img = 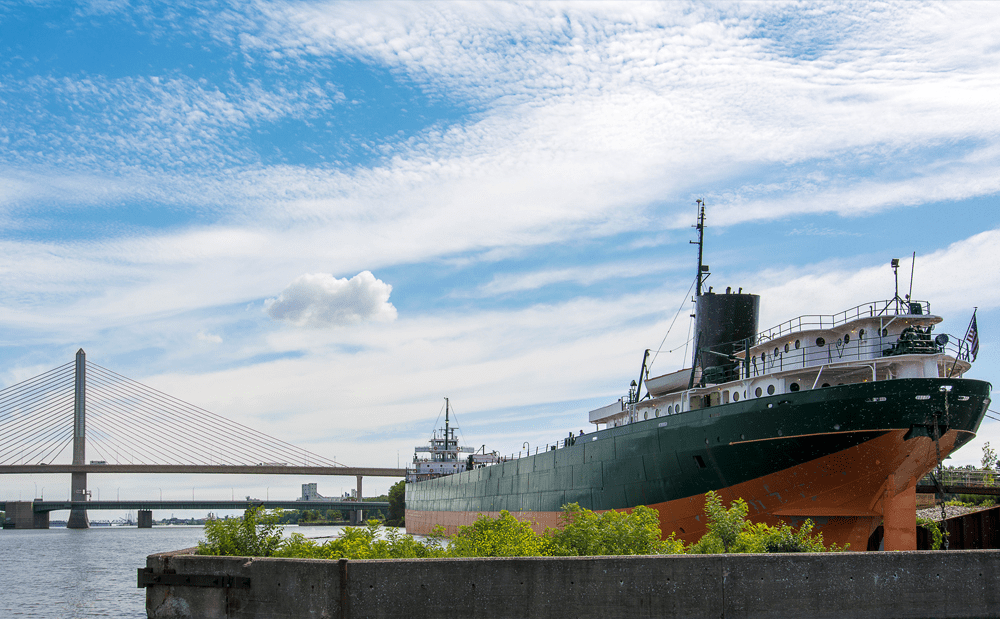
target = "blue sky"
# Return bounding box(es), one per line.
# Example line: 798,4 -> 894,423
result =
2,1 -> 999,508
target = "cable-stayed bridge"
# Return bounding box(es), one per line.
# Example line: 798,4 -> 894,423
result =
0,350 -> 402,528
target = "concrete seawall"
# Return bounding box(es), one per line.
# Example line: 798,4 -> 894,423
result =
142,549 -> 1000,618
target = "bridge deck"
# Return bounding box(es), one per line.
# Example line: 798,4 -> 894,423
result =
0,500 -> 388,512
0,464 -> 405,476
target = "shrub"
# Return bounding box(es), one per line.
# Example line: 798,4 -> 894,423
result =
917,516 -> 945,550
689,491 -> 846,553
197,506 -> 284,557
276,519 -> 445,560
448,510 -> 549,557
199,493 -> 843,559
546,503 -> 684,556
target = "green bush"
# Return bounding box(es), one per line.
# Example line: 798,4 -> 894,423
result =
197,506 -> 284,557
546,503 -> 684,556
917,517 -> 945,550
688,491 -> 845,554
199,493 -> 844,559
276,520 -> 444,560
447,510 -> 549,557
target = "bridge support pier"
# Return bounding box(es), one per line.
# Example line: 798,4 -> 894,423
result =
5,502 -> 48,529
354,475 -> 363,523
68,350 -> 89,529
67,472 -> 90,529
138,510 -> 153,528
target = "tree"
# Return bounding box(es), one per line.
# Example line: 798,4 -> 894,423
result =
387,480 -> 405,526
983,442 -> 997,487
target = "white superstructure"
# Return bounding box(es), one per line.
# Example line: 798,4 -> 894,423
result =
590,298 -> 975,430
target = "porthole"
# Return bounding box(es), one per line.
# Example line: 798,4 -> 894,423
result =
816,337 -> 826,347
655,409 -> 660,418
882,328 -> 888,337
761,352 -> 766,362
774,347 -> 779,356
743,390 -> 747,399
859,328 -> 866,340
794,340 -> 801,349
733,391 -> 740,402
767,385 -> 775,395
784,343 -> 790,353
789,382 -> 800,392
755,387 -> 763,397
844,333 -> 850,344
644,411 -> 648,420
822,383 -> 831,388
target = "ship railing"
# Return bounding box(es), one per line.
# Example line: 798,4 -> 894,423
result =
723,331 -> 965,380
755,300 -> 931,344
497,434 -> 590,462
919,469 -> 999,488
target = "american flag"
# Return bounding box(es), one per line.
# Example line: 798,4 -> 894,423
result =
965,310 -> 979,362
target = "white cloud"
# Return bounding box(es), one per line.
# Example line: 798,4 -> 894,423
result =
476,260 -> 683,296
265,271 -> 397,327
196,330 -> 223,344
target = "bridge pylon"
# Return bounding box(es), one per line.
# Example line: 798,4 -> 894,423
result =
67,348 -> 89,529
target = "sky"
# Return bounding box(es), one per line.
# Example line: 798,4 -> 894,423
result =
1,1 -> 999,518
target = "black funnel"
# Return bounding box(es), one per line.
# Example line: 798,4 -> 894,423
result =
695,290 -> 760,383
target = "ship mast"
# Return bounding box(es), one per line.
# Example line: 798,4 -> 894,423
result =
688,199 -> 707,384
444,397 -> 450,462
691,199 -> 706,297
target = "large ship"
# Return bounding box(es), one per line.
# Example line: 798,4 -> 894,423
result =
405,204 -> 991,551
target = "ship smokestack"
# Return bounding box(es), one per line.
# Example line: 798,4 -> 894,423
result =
695,291 -> 759,384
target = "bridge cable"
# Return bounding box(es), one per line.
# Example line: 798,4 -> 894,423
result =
86,362 -> 342,467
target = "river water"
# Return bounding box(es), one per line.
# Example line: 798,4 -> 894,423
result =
0,525 -> 347,618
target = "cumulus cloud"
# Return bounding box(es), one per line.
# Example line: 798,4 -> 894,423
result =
265,271 -> 397,327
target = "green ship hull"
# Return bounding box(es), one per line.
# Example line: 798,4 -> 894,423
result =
406,378 -> 991,547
